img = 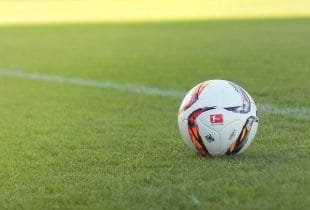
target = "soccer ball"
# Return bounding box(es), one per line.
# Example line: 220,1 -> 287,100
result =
178,80 -> 259,157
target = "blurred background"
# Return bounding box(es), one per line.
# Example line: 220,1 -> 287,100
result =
1,0 -> 310,25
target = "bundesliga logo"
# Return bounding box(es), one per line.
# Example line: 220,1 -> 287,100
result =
210,114 -> 224,124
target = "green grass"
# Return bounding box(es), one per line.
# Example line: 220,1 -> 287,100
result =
0,18 -> 309,209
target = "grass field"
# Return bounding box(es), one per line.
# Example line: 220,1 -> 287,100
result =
0,1 -> 310,209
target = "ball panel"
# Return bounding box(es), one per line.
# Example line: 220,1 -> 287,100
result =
179,120 -> 198,153
225,116 -> 258,156
198,80 -> 244,108
236,120 -> 259,155
219,120 -> 244,155
226,81 -> 252,114
187,107 -> 216,157
196,118 -> 221,156
198,108 -> 247,132
179,81 -> 211,113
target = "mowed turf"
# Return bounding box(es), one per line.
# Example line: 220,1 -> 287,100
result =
0,18 -> 309,209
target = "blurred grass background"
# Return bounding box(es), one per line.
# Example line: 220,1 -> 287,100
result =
0,0 -> 310,25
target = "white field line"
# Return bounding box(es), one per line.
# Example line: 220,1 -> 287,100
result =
189,195 -> 202,206
0,69 -> 183,97
0,69 -> 309,120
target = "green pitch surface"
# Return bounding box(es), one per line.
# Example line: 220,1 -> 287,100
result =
0,18 -> 309,209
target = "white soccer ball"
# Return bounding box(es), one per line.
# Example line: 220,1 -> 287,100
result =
178,80 -> 259,157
